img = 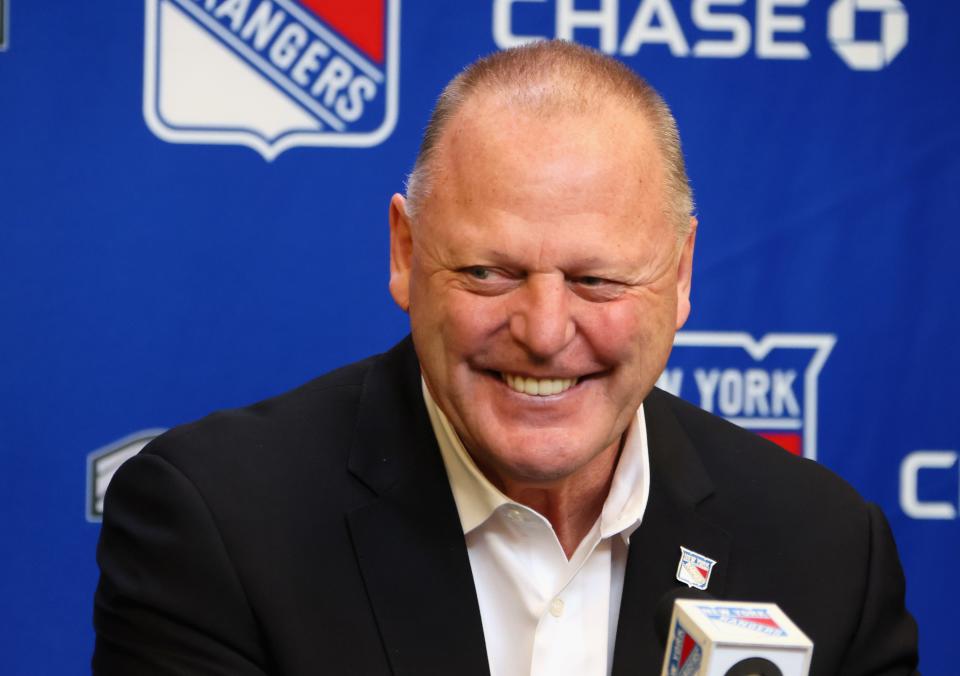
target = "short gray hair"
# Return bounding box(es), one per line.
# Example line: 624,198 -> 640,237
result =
405,39 -> 694,236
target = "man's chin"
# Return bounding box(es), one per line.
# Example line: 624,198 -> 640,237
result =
468,434 -> 608,487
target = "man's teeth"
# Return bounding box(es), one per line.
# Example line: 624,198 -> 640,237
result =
501,373 -> 578,396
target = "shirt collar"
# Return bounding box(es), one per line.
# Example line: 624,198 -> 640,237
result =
422,378 -> 650,543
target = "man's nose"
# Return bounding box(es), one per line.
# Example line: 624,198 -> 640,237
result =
508,273 -> 576,359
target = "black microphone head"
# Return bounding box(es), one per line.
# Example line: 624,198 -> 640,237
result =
655,586 -> 716,646
724,657 -> 784,676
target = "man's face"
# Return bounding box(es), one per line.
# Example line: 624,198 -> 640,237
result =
389,96 -> 695,490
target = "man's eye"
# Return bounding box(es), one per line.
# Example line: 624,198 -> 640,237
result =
571,276 -> 626,301
465,267 -> 491,280
576,276 -> 605,286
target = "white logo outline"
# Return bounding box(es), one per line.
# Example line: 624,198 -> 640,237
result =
828,0 -> 908,71
143,0 -> 401,160
86,428 -> 165,522
0,0 -> 8,52
670,331 -> 836,461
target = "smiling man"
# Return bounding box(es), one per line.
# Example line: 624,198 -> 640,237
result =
389,53 -> 694,561
94,41 -> 918,676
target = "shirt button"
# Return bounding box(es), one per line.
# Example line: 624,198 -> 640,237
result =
506,507 -> 524,522
549,598 -> 564,617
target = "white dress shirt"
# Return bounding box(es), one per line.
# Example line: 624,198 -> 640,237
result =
422,381 -> 651,676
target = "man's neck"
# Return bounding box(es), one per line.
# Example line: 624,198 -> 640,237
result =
476,440 -> 622,559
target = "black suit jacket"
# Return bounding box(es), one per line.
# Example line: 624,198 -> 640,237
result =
94,337 -> 919,675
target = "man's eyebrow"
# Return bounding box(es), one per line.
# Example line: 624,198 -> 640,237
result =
462,249 -> 529,265
470,251 -> 629,274
472,250 -> 609,264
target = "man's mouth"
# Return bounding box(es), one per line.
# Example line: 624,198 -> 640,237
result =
500,372 -> 579,396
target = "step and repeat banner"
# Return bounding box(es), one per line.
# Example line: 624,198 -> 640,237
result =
2,1 -> 957,673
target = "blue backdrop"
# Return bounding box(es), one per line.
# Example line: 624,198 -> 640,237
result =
2,1 -> 957,673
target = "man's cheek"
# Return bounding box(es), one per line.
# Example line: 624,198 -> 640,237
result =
582,305 -> 647,360
445,299 -> 503,343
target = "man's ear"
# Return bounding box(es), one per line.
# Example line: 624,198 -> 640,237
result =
389,193 -> 413,312
675,216 -> 697,330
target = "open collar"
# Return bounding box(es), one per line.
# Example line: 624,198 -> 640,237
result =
422,377 -> 650,546
344,339 -> 731,675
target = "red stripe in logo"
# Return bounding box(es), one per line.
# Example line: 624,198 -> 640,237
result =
757,432 -> 802,456
299,0 -> 384,64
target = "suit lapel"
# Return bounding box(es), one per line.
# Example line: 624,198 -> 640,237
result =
345,339 -> 490,676
612,390 -> 732,675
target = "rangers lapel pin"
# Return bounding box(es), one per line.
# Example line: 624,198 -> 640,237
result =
676,546 -> 717,590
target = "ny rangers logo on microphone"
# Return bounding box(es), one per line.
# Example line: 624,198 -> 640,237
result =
666,622 -> 702,676
657,332 -> 835,460
699,606 -> 788,637
143,0 -> 400,159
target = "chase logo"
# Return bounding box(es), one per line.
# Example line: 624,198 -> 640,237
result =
493,0 -> 908,71
657,332 -> 835,460
143,0 -> 400,159
828,0 -> 908,71
86,429 -> 165,522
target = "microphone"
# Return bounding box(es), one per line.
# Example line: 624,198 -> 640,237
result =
655,587 -> 716,646
658,593 -> 813,676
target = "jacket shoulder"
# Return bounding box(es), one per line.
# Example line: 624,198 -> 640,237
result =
142,349 -> 383,474
647,387 -> 865,511
643,390 -> 918,675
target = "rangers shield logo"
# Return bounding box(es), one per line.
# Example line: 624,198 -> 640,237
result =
676,546 -> 717,590
86,428 -> 165,522
657,332 -> 836,460
143,0 -> 400,159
